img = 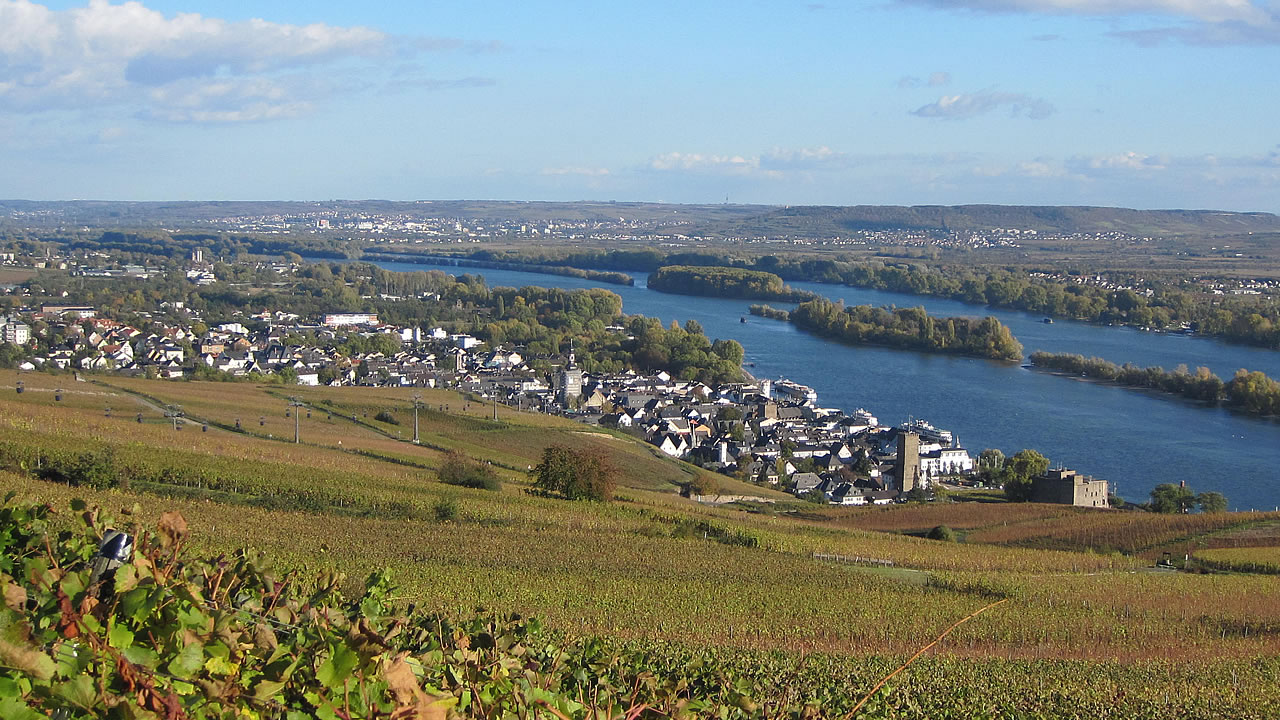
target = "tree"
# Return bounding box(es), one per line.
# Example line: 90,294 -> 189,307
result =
686,474 -> 719,497
1196,491 -> 1228,513
1149,483 -> 1196,514
438,450 -> 501,491
977,448 -> 1005,471
531,444 -> 616,501
1001,449 -> 1049,502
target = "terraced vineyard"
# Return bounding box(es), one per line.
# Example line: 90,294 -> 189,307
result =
2,369 -> 1279,717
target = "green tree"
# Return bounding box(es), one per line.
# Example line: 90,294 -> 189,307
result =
531,444 -> 616,501
1196,491 -> 1228,513
1149,483 -> 1196,514
1002,449 -> 1049,502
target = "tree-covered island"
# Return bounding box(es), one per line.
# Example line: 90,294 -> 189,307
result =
646,266 -> 816,302
751,299 -> 1024,362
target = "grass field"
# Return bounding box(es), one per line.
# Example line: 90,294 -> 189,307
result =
3,369 -> 1280,716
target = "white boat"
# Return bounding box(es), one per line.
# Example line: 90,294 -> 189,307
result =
897,418 -> 954,446
775,378 -> 818,403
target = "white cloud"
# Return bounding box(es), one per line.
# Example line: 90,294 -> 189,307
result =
759,146 -> 851,171
0,0 -> 451,122
900,0 -> 1270,23
648,147 -> 852,178
902,0 -> 1280,45
911,90 -> 1055,119
1071,150 -> 1168,171
649,152 -> 760,174
540,166 -> 610,177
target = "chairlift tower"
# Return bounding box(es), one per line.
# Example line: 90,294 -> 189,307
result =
411,392 -> 422,444
288,397 -> 304,443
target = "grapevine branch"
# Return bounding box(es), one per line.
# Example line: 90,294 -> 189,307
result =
844,597 -> 1009,719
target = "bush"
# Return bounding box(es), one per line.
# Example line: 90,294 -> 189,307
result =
437,450 -> 502,491
927,524 -> 958,542
531,444 -> 616,501
686,474 -> 719,497
373,410 -> 400,425
432,495 -> 460,522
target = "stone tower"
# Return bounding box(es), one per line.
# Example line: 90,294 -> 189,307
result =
896,432 -> 921,493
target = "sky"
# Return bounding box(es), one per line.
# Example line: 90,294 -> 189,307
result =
1,0 -> 1278,211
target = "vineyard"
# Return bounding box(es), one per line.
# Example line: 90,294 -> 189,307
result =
1195,547 -> 1280,574
2,370 -> 1280,717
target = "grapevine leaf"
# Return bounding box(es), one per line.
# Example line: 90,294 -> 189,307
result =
204,655 -> 238,676
251,679 -> 287,701
316,644 -> 357,690
0,696 -> 46,720
113,564 -> 139,594
55,675 -> 97,709
108,622 -> 135,650
2,583 -> 24,612
157,511 -> 189,548
123,645 -> 160,669
0,638 -> 56,681
166,641 -> 204,680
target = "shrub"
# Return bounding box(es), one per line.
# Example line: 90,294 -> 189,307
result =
531,444 -> 616,501
432,495 -> 460,522
437,450 -> 502,491
686,474 -> 719,497
374,410 -> 399,425
927,524 -> 957,542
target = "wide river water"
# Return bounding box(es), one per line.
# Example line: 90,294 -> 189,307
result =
360,258 -> 1280,509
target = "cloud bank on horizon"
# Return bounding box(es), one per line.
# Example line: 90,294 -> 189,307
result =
0,0 -> 1276,212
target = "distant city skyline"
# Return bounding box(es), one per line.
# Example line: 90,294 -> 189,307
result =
2,0 -> 1278,212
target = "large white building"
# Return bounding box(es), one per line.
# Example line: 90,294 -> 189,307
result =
324,313 -> 379,327
920,447 -> 974,478
2,323 -> 30,345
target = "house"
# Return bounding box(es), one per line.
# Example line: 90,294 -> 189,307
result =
791,472 -> 824,495
324,313 -> 379,327
657,434 -> 688,458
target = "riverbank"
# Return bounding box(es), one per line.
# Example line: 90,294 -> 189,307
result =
354,256 -> 1280,509
362,252 -> 635,286
1028,351 -> 1280,417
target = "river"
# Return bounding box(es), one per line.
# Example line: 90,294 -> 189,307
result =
357,258 -> 1280,509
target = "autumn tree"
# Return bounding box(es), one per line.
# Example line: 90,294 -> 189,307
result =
531,444 -> 616,501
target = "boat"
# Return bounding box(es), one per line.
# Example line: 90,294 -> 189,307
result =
1042,317 -> 1054,324
775,379 -> 819,403
897,419 -> 954,447
740,317 -> 747,323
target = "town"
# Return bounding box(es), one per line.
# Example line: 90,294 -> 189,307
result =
1,284 -> 1107,509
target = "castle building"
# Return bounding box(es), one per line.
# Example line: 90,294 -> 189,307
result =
1030,468 -> 1109,508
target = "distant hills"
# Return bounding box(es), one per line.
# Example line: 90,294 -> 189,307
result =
3,199 -> 1279,238
714,204 -> 1280,238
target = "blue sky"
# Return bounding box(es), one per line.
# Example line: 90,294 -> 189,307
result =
2,0 -> 1278,211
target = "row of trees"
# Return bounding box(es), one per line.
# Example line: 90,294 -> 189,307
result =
476,247 -> 1280,350
646,266 -> 814,302
1149,483 -> 1227,513
784,299 -> 1024,362
1029,352 -> 1280,415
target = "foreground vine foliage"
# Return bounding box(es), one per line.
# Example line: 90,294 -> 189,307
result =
3,497 -> 1279,720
